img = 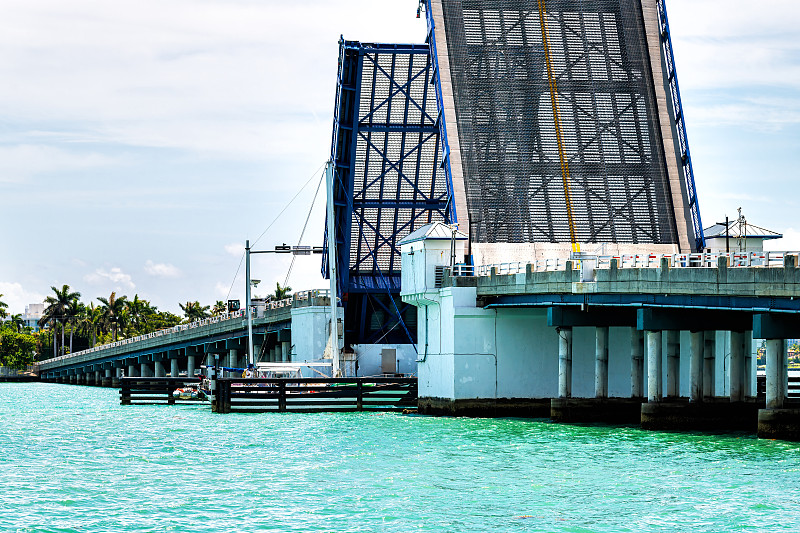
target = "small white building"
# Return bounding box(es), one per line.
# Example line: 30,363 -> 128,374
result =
703,219 -> 782,253
22,303 -> 44,332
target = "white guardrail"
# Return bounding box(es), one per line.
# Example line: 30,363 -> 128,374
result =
451,251 -> 800,277
39,289 -> 330,367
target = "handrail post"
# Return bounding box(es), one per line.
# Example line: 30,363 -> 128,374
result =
278,380 -> 286,411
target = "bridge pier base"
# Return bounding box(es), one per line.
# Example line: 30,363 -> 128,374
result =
102,368 -> 112,387
551,398 -> 645,424
418,398 -> 551,418
758,409 -> 800,441
187,355 -> 196,377
642,398 -> 761,432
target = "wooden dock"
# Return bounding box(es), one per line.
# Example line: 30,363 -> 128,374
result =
118,376 -> 418,412
213,377 -> 418,413
119,377 -> 205,405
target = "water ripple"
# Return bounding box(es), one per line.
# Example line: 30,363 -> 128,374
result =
2,383 -> 800,532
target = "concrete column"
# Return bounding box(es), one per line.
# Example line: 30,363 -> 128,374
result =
766,339 -> 787,409
647,330 -> 662,402
595,326 -> 609,398
154,360 -> 166,377
140,362 -> 153,377
95,370 -> 101,385
228,349 -> 238,375
558,327 -> 573,398
744,331 -> 753,397
631,328 -> 644,398
729,330 -> 745,402
170,358 -> 180,377
703,331 -> 716,399
187,355 -> 196,377
127,364 -> 137,378
666,330 -> 680,398
282,341 -> 291,362
689,331 -> 703,402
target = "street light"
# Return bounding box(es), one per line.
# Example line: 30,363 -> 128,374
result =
244,241 -> 325,367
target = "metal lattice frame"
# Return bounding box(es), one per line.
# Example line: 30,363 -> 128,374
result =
657,0 -> 704,251
324,40 -> 450,344
433,0 -> 681,245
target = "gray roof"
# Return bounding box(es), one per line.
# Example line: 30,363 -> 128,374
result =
704,221 -> 782,240
399,222 -> 468,245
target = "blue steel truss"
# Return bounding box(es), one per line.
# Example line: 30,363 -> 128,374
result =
657,0 -> 705,251
323,39 -> 450,345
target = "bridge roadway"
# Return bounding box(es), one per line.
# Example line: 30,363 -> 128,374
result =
401,234 -> 800,441
38,290 -> 329,386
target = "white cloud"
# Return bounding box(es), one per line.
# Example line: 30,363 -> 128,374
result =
224,242 -> 243,257
0,282 -> 46,316
144,260 -> 181,278
0,144 -> 117,183
765,228 -> 800,251
83,267 -> 135,290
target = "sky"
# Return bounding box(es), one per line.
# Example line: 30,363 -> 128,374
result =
1,0 -> 799,316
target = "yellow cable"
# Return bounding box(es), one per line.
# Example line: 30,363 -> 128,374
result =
537,0 -> 580,253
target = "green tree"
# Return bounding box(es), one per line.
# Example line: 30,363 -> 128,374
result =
97,292 -> 128,342
0,330 -> 37,369
273,282 -> 292,300
179,301 -> 210,322
0,293 -> 7,319
148,311 -> 182,331
211,300 -> 226,316
40,285 -> 81,357
5,314 -> 25,333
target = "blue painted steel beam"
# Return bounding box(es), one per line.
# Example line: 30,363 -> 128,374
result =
657,0 -> 705,251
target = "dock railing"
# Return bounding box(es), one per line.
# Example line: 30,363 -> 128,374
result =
119,377 -> 205,405
213,377 -> 418,413
450,251 -> 800,278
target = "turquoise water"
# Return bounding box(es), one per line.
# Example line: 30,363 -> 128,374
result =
2,384 -> 800,532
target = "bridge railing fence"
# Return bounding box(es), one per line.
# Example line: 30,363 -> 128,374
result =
213,377 -> 418,414
451,251 -> 800,278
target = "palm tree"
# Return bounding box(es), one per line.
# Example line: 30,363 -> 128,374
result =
274,282 -> 292,300
97,292 -> 128,342
126,294 -> 148,335
211,300 -> 226,316
77,303 -> 103,348
7,314 -> 24,332
65,298 -> 81,354
40,285 -> 81,356
0,293 -> 7,319
179,301 -> 210,322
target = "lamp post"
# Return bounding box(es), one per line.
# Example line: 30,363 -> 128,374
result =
245,242 -> 324,368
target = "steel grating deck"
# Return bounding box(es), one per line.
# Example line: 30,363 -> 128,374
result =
436,0 -> 680,245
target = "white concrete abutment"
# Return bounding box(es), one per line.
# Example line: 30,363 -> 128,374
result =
401,231 -> 800,439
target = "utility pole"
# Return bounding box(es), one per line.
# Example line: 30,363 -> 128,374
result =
246,239 -> 254,366
325,160 -> 341,378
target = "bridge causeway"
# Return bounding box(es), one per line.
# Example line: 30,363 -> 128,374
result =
38,290 -> 330,386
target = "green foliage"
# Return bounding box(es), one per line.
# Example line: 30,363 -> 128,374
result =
274,282 -> 292,300
0,330 -> 36,369
0,293 -> 7,319
179,301 -> 210,322
211,300 -> 226,316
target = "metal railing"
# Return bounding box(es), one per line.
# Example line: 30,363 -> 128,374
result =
39,289 -> 331,368
450,251 -> 800,278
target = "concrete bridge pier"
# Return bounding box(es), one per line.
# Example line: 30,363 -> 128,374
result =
127,362 -> 138,378
646,330 -> 663,403
666,330 -> 680,398
140,357 -> 154,378
187,354 -> 196,378
94,370 -> 101,386
595,327 -> 609,399
631,328 -> 644,398
153,354 -> 166,377
689,331 -> 703,402
557,327 -> 572,400
703,332 -> 716,399
228,349 -> 238,375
